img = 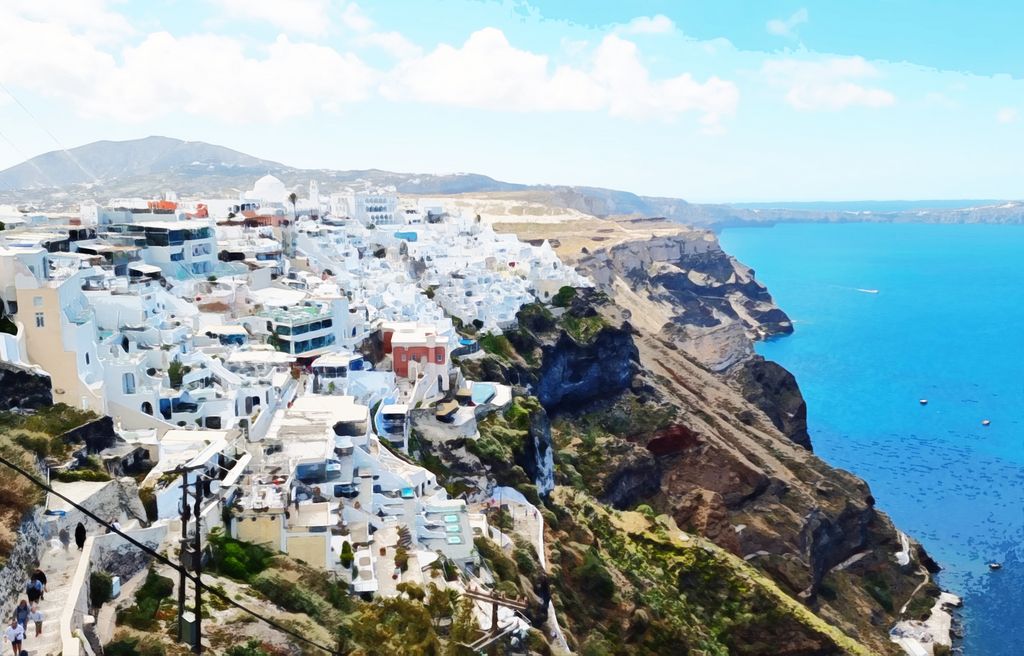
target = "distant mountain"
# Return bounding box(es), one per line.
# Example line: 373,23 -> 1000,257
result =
0,136 -> 284,191
0,136 -> 528,205
2,136 -> 1022,226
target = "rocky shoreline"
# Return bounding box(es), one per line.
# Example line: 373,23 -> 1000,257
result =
494,217 -> 954,655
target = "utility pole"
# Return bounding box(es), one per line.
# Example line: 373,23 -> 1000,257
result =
193,474 -> 204,654
177,469 -> 191,643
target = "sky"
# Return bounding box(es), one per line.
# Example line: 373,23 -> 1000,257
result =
0,0 -> 1022,202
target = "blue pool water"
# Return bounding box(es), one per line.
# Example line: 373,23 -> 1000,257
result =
720,223 -> 1024,655
471,382 -> 496,404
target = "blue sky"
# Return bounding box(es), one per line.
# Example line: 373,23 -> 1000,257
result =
0,1 -> 1022,202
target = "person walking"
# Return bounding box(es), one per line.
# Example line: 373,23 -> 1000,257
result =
58,525 -> 70,552
4,618 -> 24,656
24,578 -> 41,605
14,600 -> 29,631
74,522 -> 86,550
29,603 -> 42,638
30,568 -> 47,601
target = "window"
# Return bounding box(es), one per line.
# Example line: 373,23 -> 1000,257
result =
34,312 -> 44,328
33,296 -> 43,307
436,351 -> 444,363
122,373 -> 136,395
85,353 -> 90,365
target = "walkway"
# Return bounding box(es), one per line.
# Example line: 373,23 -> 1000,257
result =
22,537 -> 84,656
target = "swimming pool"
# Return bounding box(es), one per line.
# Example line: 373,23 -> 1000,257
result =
445,524 -> 461,533
400,487 -> 415,499
446,536 -> 463,545
443,514 -> 459,523
471,383 -> 496,404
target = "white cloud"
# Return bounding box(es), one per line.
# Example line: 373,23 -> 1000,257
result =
763,56 -> 895,110
340,3 -> 373,32
621,15 -> 676,35
3,0 -> 134,44
381,28 -> 605,112
593,35 -> 738,126
212,0 -> 331,38
381,28 -> 737,128
997,107 -> 1018,124
766,8 -> 808,38
0,3 -> 376,125
356,31 -> 422,59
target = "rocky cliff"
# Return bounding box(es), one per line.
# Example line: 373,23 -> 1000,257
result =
0,361 -> 52,409
477,219 -> 936,655
574,227 -> 792,373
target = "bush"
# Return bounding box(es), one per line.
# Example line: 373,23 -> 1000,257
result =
21,403 -> 96,436
340,540 -> 353,568
89,571 -> 113,609
552,286 -> 577,308
207,529 -> 271,581
53,468 -> 111,483
105,635 -> 166,656
577,548 -> 615,602
252,573 -> 327,620
394,546 -> 409,572
225,640 -> 274,656
167,359 -> 185,388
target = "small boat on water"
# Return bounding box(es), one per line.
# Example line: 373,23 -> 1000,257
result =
982,419 -> 991,426
857,288 -> 880,294
919,399 -> 928,405
989,562 -> 1002,571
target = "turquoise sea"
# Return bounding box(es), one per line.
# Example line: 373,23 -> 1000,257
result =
720,223 -> 1024,656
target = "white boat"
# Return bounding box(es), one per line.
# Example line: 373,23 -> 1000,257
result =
857,288 -> 880,294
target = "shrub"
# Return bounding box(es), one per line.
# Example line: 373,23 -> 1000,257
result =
252,573 -> 327,620
53,468 -> 111,483
21,403 -> 96,436
552,286 -> 576,308
340,540 -> 353,568
514,547 -> 536,576
105,635 -> 166,656
225,640 -> 273,656
207,529 -> 271,581
167,359 -> 184,388
394,546 -> 409,572
89,571 -> 113,609
577,548 -> 615,602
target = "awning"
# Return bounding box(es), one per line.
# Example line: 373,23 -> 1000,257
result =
435,401 -> 459,418
128,263 -> 162,275
206,325 -> 248,336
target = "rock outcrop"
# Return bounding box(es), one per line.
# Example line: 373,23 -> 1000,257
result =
0,361 -> 52,409
728,356 -> 811,449
575,230 -> 792,372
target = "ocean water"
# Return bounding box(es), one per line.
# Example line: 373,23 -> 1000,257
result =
719,223 -> 1024,656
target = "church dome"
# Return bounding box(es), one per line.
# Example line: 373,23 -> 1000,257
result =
252,174 -> 287,204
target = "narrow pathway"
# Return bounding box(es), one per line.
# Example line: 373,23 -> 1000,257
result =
22,537 -> 84,656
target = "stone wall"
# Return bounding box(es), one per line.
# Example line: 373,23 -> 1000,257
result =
0,509 -> 46,623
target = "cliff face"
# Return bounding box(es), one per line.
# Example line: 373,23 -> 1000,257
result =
481,219 -> 933,655
575,230 -> 791,373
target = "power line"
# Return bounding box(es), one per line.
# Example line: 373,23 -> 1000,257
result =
0,81 -> 100,185
0,454 -> 338,655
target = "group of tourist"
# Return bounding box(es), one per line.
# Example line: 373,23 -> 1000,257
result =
4,568 -> 47,656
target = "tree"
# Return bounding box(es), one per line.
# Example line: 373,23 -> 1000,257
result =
445,596 -> 478,656
395,545 -> 410,572
552,286 -> 577,308
167,358 -> 190,388
426,583 -> 460,630
340,540 -> 353,568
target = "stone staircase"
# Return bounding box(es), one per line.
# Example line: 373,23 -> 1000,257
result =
22,540 -> 83,656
